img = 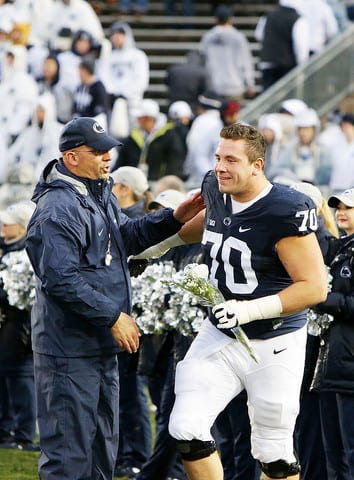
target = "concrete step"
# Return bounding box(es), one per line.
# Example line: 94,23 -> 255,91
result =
132,27 -> 256,39
92,0 -> 277,16
91,0 -> 279,110
100,14 -> 262,30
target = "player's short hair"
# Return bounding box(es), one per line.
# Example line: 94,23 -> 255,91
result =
220,122 -> 266,164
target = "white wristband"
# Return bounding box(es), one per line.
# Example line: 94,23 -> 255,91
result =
244,294 -> 283,323
213,294 -> 283,329
131,233 -> 185,260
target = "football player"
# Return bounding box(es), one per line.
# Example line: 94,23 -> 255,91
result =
133,122 -> 327,479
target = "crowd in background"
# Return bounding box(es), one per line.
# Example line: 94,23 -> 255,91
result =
0,1 -> 354,480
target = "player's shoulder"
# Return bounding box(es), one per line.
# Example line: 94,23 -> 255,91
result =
201,170 -> 218,193
269,182 -> 316,213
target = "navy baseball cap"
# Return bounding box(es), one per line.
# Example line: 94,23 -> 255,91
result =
59,117 -> 121,152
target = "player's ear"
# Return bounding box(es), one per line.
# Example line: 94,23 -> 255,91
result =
253,157 -> 265,174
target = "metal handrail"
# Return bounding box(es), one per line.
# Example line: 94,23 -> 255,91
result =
239,23 -> 354,125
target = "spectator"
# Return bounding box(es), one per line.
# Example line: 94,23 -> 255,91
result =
276,107 -> 333,189
115,99 -> 187,183
113,99 -> 164,173
6,3 -> 50,81
72,54 -> 110,130
300,0 -> 339,55
0,201 -> 37,452
58,29 -> 100,94
42,0 -> 104,52
166,50 -> 206,116
292,181 -> 338,480
97,21 -> 149,131
167,100 -> 194,164
8,92 -> 63,180
25,116 -> 205,479
200,4 -> 256,102
347,2 -> 354,21
153,175 -> 187,196
269,98 -> 308,146
37,54 -> 73,125
329,113 -> 354,192
254,0 -> 310,91
0,45 -> 38,147
183,92 -> 223,188
0,0 -> 17,28
110,166 -> 154,478
318,108 -> 343,150
257,113 -> 284,175
220,99 -> 241,126
23,0 -> 55,49
311,187 -> 354,480
111,166 -> 154,217
326,0 -> 349,32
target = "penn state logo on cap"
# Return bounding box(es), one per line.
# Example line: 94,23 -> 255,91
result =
92,122 -> 105,134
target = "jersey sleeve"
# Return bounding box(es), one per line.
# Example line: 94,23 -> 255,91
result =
270,184 -> 318,243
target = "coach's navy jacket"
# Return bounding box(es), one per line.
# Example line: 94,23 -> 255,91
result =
26,159 -> 183,358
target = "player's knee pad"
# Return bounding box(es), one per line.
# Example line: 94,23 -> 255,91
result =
259,459 -> 300,478
175,439 -> 217,461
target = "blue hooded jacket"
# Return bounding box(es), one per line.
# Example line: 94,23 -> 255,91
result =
26,159 -> 183,357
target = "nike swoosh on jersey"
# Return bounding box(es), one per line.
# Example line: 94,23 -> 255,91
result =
239,226 -> 251,233
273,348 -> 287,355
98,228 -> 104,237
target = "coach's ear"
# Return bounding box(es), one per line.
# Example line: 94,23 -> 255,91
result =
63,150 -> 80,168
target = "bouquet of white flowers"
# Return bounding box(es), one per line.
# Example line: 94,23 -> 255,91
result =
163,263 -> 259,363
0,250 -> 36,311
131,261 -> 206,336
131,261 -> 175,334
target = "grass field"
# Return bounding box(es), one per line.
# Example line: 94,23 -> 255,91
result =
0,389 -> 156,479
0,450 -> 39,480
0,449 -> 129,480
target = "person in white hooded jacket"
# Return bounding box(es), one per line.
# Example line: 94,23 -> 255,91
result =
0,45 -> 38,147
8,92 -> 63,180
41,0 -> 104,51
97,21 -> 149,130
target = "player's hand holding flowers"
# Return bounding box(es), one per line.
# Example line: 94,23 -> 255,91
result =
212,294 -> 282,330
166,263 -> 259,363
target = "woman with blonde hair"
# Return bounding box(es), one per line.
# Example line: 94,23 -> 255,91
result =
292,181 -> 338,480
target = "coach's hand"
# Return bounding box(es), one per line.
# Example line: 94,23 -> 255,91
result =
111,312 -> 140,353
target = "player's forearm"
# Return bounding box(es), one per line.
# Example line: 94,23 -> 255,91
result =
278,279 -> 328,315
178,210 -> 205,244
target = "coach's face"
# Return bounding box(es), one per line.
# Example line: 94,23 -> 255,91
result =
214,138 -> 263,202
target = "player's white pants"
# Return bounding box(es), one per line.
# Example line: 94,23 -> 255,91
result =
169,319 -> 307,464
